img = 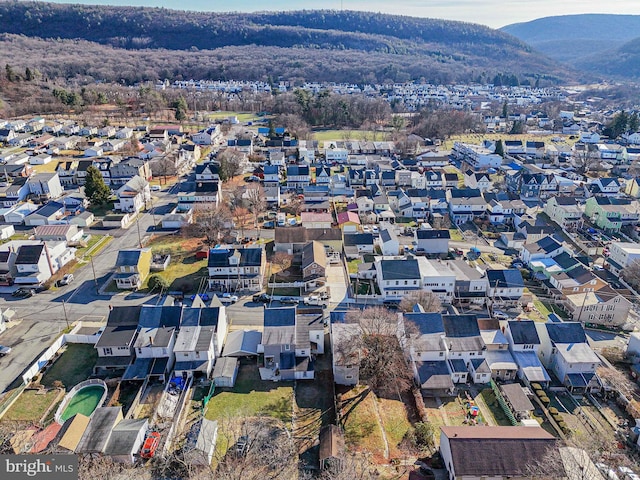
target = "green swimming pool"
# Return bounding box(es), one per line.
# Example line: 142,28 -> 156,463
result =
60,385 -> 106,423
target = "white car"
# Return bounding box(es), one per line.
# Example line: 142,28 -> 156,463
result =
0,345 -> 12,357
151,185 -> 161,191
221,293 -> 239,304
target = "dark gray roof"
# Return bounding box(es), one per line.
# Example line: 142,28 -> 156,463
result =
486,269 -> 524,289
445,434 -> 555,477
115,249 -> 142,267
343,233 -> 374,246
31,201 -> 64,218
122,357 -> 153,381
500,383 -> 534,412
104,418 -> 148,456
508,320 -> 540,345
95,306 -> 141,348
416,361 -> 454,390
535,236 -> 562,253
76,407 -> 122,454
545,322 -> 587,344
207,248 -> 263,267
15,244 -> 44,265
264,306 -> 296,327
416,229 -> 450,240
379,259 -> 420,280
442,315 -> 480,337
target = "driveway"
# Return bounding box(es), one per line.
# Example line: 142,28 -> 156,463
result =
325,264 -> 349,307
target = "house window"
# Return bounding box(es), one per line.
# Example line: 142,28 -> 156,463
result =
285,345 -> 290,351
103,348 -> 112,355
345,375 -> 353,380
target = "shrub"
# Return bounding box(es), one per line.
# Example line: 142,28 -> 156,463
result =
409,422 -> 436,452
148,274 -> 170,292
540,396 -> 550,405
531,383 -> 542,390
548,407 -> 558,415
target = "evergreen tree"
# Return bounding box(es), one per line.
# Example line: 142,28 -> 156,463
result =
25,67 -> 33,81
494,139 -> 505,157
502,101 -> 508,118
5,64 -> 15,82
84,166 -> 111,206
628,113 -> 640,134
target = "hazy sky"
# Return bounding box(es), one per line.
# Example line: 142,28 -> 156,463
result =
43,0 -> 640,28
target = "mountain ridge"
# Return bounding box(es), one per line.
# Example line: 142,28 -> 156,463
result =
502,14 -> 640,78
0,1 -> 573,85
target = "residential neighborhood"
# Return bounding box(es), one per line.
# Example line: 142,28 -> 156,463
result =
2,98 -> 640,480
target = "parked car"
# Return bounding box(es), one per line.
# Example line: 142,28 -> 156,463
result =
263,221 -> 275,229
383,300 -> 400,310
492,310 -> 509,320
280,297 -> 299,305
511,262 -> 524,269
221,293 -> 239,304
190,293 -> 210,302
303,295 -> 327,307
59,274 -> 74,286
252,293 -> 272,303
151,185 -> 161,191
0,345 -> 11,357
12,287 -> 35,298
140,432 -> 161,459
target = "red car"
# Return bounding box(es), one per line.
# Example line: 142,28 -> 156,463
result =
140,432 -> 161,459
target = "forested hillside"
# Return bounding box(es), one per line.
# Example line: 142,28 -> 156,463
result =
0,2 -> 573,85
502,14 -> 640,79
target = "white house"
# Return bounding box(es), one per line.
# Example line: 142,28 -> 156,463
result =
114,176 -> 151,213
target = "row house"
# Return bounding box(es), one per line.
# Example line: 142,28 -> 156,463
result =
584,196 -> 640,233
543,196 -> 583,230
259,306 -> 324,381
564,286 -> 631,328
207,247 -> 266,291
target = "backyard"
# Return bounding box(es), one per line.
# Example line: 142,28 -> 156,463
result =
41,344 -> 98,390
312,129 -> 382,142
2,389 -> 63,423
204,362 -> 293,424
142,235 -> 209,293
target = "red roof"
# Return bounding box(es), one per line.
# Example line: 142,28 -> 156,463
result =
336,211 -> 360,225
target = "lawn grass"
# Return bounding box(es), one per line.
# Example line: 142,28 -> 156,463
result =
448,229 -> 463,241
443,132 -> 578,150
339,386 -> 386,456
534,299 -> 552,319
143,235 -> 209,293
312,129 -> 381,142
479,389 -> 514,426
347,258 -> 362,274
75,234 -> 112,259
32,160 -> 60,174
205,111 -> 262,123
377,397 -> 412,458
41,344 -> 98,390
88,201 -> 115,218
3,389 -> 61,422
204,363 -> 293,424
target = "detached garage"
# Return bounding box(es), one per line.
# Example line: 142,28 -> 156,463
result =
212,357 -> 239,388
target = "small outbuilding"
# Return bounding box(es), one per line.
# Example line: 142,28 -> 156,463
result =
212,357 -> 239,388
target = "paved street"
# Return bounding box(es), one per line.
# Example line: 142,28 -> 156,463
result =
0,191 -> 177,393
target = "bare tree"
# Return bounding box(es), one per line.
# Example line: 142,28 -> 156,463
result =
621,259 -> 640,290
245,184 -> 266,230
183,204 -> 232,247
300,453 -> 380,480
153,154 -> 177,184
218,148 -> 244,182
399,290 -> 442,313
272,251 -> 293,273
213,416 -> 296,480
597,364 -> 636,399
346,307 -> 413,397
573,146 -> 602,175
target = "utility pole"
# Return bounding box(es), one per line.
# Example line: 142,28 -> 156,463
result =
61,300 -> 69,330
90,255 -> 99,294
136,214 -> 142,248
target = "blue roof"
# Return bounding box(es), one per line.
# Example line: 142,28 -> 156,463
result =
504,162 -> 523,170
404,313 -> 444,335
264,306 -> 296,327
545,322 -> 587,344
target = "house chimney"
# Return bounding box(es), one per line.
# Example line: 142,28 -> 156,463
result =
149,336 -> 153,346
